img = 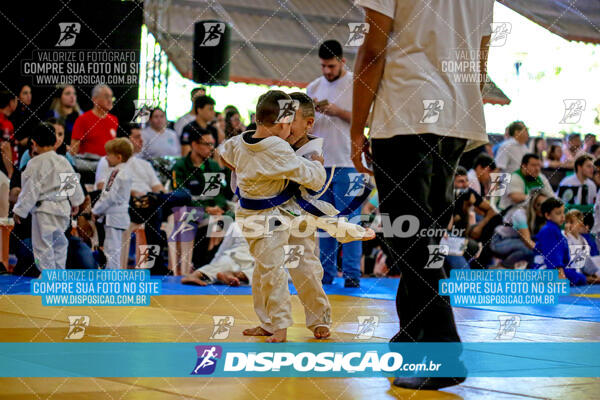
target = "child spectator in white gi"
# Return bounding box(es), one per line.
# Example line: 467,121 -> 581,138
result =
219,90 -> 326,342
13,123 -> 84,270
92,138 -> 133,269
564,210 -> 600,282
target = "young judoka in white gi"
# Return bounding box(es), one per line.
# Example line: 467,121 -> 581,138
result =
13,123 -> 84,270
92,138 -> 133,269
219,90 -> 328,342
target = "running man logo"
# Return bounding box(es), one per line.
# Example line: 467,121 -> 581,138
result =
488,173 -> 511,197
191,345 -> 222,375
345,173 -> 368,197
496,315 -> 520,340
275,100 -> 299,124
424,245 -> 449,269
560,99 -> 586,124
201,172 -> 225,198
170,207 -> 203,242
489,22 -> 512,47
57,173 -> 80,197
131,99 -> 159,124
210,316 -> 235,339
283,245 -> 304,269
200,22 -> 225,47
355,315 -> 379,339
56,23 -> 81,47
567,244 -> 589,270
65,315 -> 90,340
136,245 -> 160,269
420,100 -> 444,123
346,23 -> 370,46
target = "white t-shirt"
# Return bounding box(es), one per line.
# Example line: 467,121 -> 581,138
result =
95,155 -> 160,195
496,138 -> 529,173
558,174 -> 597,205
306,71 -> 353,168
141,127 -> 181,159
354,0 -> 493,150
174,112 -> 195,138
498,171 -> 554,210
467,168 -> 483,196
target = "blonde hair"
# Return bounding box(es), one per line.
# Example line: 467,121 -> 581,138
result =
565,209 -> 584,225
105,138 -> 133,162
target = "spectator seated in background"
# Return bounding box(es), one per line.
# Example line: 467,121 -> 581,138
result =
467,153 -> 496,197
70,84 -> 117,157
95,123 -> 190,273
491,190 -> 548,269
557,154 -> 596,210
10,84 -> 36,157
532,198 -> 596,286
171,128 -> 233,266
451,167 -> 502,269
561,133 -> 584,168
180,95 -> 217,157
181,222 -> 254,286
544,144 -> 564,168
20,118 -> 74,169
45,85 -> 81,153
564,210 -> 600,282
174,87 -> 205,139
0,90 -> 18,179
499,153 -> 554,212
589,143 -> 600,159
141,108 -> 181,159
495,121 -> 529,173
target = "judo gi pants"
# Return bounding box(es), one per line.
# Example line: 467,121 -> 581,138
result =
104,226 -> 125,269
31,212 -> 69,270
372,134 -> 465,344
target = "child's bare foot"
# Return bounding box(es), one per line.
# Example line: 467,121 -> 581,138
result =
313,326 -> 330,339
243,326 -> 272,336
217,271 -> 240,286
266,328 -> 287,343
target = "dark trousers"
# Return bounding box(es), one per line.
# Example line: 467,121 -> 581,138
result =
372,134 -> 465,343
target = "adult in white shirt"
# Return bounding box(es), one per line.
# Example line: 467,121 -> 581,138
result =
141,108 -> 181,159
173,87 -> 206,138
350,0 -> 494,390
495,121 -> 529,173
306,40 -> 360,288
467,153 -> 496,197
557,154 -> 596,206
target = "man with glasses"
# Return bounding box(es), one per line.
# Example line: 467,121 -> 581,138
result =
70,84 -> 118,156
171,129 -> 232,266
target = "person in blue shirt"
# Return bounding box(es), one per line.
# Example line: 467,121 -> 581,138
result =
533,197 -> 587,286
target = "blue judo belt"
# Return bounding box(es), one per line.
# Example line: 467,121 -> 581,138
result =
236,180 -> 373,217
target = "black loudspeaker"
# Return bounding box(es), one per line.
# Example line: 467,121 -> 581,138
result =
193,20 -> 231,85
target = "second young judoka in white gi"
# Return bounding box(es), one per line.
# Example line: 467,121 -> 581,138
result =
92,138 -> 134,269
13,123 -> 85,270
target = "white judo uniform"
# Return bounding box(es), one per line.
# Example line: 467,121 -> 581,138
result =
92,162 -> 132,269
13,151 -> 85,270
219,132 -> 327,333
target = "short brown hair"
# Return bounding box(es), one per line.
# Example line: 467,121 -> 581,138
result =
256,90 -> 292,126
574,154 -> 593,173
105,138 -> 134,162
289,92 -> 314,118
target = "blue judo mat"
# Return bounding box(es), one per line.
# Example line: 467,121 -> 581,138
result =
3,275 -> 600,322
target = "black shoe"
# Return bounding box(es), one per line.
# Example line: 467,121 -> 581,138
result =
392,376 -> 466,390
344,278 -> 360,288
